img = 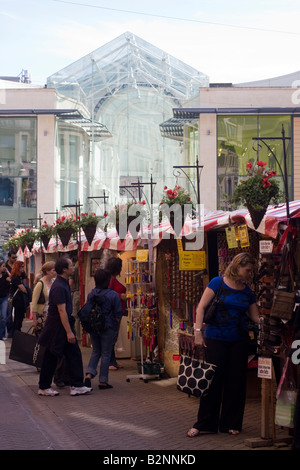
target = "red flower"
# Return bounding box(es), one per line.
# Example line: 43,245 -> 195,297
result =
263,178 -> 271,188
246,162 -> 252,169
257,161 -> 267,167
268,170 -> 277,177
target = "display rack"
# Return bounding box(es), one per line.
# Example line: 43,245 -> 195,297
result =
125,259 -> 161,383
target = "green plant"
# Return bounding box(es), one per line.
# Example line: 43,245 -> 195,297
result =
52,215 -> 78,235
77,212 -> 99,228
228,160 -> 283,211
108,201 -> 147,224
36,222 -> 54,240
16,228 -> 38,247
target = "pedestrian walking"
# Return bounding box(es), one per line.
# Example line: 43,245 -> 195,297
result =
84,268 -> 123,390
0,260 -> 10,340
31,261 -> 56,336
9,260 -> 30,332
187,253 -> 259,437
5,250 -> 18,337
105,257 -> 127,370
38,256 -> 92,397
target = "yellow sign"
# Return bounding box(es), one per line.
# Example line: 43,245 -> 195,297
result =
136,250 -> 149,262
238,225 -> 250,248
179,251 -> 206,271
225,227 -> 238,249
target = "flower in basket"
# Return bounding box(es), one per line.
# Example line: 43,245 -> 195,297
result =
53,215 -> 78,247
36,222 -> 54,240
108,200 -> 147,240
77,212 -> 99,228
159,185 -> 194,235
36,222 -> 54,250
16,228 -> 38,251
229,160 -> 284,228
108,200 -> 147,224
76,212 -> 100,245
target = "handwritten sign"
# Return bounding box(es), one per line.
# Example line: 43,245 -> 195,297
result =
179,251 -> 206,271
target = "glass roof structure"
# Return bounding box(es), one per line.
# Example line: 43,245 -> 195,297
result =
47,32 -> 209,210
47,31 -> 209,114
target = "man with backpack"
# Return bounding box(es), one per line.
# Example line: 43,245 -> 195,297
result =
83,269 -> 123,390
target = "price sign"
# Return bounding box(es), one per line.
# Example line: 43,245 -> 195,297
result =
257,357 -> 272,379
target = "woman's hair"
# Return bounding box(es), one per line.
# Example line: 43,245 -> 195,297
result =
0,259 -> 5,267
105,257 -> 122,276
94,269 -> 111,289
41,261 -> 55,276
11,260 -> 25,277
224,253 -> 256,281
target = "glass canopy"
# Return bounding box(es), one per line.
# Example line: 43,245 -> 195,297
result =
48,32 -> 209,212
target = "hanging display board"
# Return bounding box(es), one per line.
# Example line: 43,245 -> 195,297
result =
178,250 -> 206,271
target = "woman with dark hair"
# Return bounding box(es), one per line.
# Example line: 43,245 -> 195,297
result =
85,269 -> 123,389
187,253 -> 259,438
9,261 -> 28,332
105,257 -> 127,370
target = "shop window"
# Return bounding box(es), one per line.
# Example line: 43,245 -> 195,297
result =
217,115 -> 292,210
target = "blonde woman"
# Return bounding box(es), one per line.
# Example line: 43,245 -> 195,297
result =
32,261 -> 56,336
187,253 -> 259,438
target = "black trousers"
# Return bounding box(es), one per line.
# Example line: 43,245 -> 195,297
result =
39,340 -> 84,389
194,337 -> 249,433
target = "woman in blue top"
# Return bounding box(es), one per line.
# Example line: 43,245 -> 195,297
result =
187,253 -> 259,438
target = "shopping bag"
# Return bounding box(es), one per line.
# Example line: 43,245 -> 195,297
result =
177,353 -> 217,398
9,329 -> 45,368
275,357 -> 297,428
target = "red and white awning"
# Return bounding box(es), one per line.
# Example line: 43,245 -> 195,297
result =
25,201 -> 300,257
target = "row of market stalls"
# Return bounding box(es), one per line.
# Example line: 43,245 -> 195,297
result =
14,200 -> 300,444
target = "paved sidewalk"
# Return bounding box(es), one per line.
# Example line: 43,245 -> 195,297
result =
0,319 -> 293,452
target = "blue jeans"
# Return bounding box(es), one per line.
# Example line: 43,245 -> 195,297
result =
86,327 -> 115,383
0,296 -> 8,339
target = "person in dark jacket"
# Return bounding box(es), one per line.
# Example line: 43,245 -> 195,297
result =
84,269 -> 123,389
9,261 -> 29,332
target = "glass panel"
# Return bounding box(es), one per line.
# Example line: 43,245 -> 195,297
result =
0,117 -> 37,226
217,115 -> 292,210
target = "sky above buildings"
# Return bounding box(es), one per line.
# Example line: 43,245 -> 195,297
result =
1,0 -> 300,86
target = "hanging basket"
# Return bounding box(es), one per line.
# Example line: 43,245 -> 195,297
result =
26,242 -> 34,252
57,228 -> 74,247
127,216 -> 141,240
40,235 -> 51,250
82,224 -> 97,245
246,202 -> 269,229
168,209 -> 186,237
115,221 -> 127,241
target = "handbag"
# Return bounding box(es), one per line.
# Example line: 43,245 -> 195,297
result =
203,277 -> 224,324
37,280 -> 46,304
271,290 -> 295,321
177,352 -> 217,398
9,327 -> 45,368
7,288 -> 19,308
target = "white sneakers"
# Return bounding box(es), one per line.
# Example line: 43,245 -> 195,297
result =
38,388 -> 59,396
38,386 -> 92,396
70,386 -> 92,396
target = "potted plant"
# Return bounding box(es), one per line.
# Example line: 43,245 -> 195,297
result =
229,160 -> 283,228
77,212 -> 99,245
53,215 -> 77,247
36,222 -> 54,250
108,201 -> 146,241
159,185 -> 194,236
17,228 -> 38,252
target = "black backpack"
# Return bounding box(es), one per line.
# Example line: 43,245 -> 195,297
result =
78,296 -> 107,335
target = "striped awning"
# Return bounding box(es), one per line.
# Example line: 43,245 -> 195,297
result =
23,201 -> 300,257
